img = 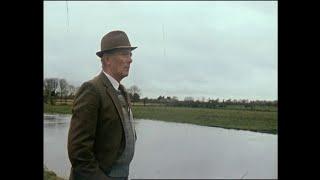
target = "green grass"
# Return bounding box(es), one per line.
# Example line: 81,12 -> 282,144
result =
44,104 -> 72,114
44,166 -> 65,180
224,105 -> 277,112
132,106 -> 277,134
44,104 -> 277,134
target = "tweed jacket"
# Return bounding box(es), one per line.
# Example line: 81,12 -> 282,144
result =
67,72 -> 133,180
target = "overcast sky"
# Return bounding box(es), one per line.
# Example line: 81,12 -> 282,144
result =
44,1 -> 277,101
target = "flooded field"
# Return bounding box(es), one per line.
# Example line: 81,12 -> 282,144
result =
44,114 -> 277,179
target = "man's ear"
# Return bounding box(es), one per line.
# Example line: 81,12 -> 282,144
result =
105,56 -> 112,66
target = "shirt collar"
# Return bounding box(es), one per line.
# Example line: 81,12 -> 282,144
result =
102,70 -> 119,90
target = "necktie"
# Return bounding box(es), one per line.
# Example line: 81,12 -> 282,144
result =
118,84 -> 130,114
118,84 -> 124,94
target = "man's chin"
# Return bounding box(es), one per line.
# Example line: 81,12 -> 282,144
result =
121,73 -> 129,78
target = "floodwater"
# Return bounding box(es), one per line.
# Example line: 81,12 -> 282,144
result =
44,114 -> 277,179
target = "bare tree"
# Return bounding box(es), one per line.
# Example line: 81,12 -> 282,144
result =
68,84 -> 76,98
127,85 -> 141,96
44,78 -> 59,105
184,96 -> 194,102
45,78 -> 59,93
59,79 -> 68,103
127,85 -> 142,104
44,80 -> 50,103
172,96 -> 179,101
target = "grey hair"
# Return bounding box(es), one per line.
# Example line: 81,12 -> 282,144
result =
101,54 -> 107,67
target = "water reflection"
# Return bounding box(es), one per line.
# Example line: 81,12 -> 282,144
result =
44,114 -> 277,179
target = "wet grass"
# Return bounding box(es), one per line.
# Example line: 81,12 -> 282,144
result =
44,104 -> 277,134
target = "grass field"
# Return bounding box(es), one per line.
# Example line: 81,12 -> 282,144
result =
132,106 -> 277,134
44,104 -> 73,114
44,104 -> 277,134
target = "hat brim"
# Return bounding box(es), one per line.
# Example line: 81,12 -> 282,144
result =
96,46 -> 137,58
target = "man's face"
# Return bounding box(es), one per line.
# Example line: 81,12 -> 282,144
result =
106,49 -> 133,81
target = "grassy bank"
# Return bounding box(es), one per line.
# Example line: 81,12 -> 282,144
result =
44,104 -> 72,114
44,104 -> 277,134
44,166 -> 65,180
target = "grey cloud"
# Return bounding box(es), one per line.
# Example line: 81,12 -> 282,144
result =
44,1 -> 277,101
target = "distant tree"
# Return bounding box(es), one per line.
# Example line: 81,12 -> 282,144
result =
127,85 -> 141,99
184,96 -> 194,102
273,100 -> 278,107
59,79 -> 68,102
157,96 -> 164,100
226,99 -> 232,105
172,96 -> 178,101
133,93 -> 140,102
43,89 -> 48,104
127,85 -> 142,105
143,97 -> 148,106
43,80 -> 50,103
44,78 -> 59,105
67,85 -> 76,98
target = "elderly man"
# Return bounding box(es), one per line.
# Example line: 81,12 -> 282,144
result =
68,30 -> 137,180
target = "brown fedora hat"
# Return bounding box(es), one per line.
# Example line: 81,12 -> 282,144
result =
96,30 -> 137,58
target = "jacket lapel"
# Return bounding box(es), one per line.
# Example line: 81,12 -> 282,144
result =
98,72 -> 125,123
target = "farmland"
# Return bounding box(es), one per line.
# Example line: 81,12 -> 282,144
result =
44,103 -> 277,134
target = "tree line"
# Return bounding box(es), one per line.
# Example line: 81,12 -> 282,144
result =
44,78 -> 277,111
43,78 -> 77,105
140,96 -> 277,111
43,78 -> 142,105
